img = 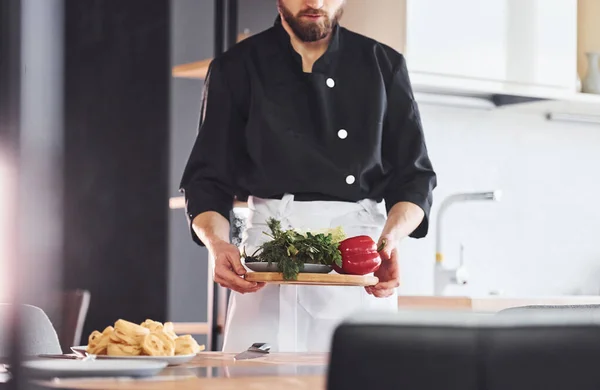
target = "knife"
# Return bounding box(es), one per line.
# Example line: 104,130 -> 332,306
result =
36,354 -> 82,360
233,343 -> 271,361
36,353 -> 97,361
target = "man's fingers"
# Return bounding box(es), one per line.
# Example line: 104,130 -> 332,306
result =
224,283 -> 263,295
372,288 -> 394,298
220,280 -> 266,295
227,253 -> 247,276
223,273 -> 258,291
209,242 -> 265,294
215,277 -> 262,294
215,264 -> 259,291
215,251 -> 246,275
372,284 -> 398,293
372,268 -> 400,290
383,247 -> 398,262
378,237 -> 394,259
223,254 -> 267,292
245,282 -> 266,293
373,279 -> 400,290
379,249 -> 392,261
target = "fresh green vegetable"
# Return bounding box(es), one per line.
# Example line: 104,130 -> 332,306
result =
242,218 -> 343,280
294,226 -> 346,244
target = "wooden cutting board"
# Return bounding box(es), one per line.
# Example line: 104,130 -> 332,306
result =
245,272 -> 378,286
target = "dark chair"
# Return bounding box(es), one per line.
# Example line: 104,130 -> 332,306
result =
327,311 -> 482,390
327,309 -> 600,390
58,289 -> 90,350
36,290 -> 91,352
485,307 -> 600,390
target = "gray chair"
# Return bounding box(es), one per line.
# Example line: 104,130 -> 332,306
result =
328,309 -> 600,390
0,304 -> 62,363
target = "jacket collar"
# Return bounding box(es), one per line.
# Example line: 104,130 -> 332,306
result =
272,14 -> 342,74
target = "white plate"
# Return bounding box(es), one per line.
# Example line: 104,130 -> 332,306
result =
245,262 -> 332,273
22,359 -> 168,378
71,346 -> 196,366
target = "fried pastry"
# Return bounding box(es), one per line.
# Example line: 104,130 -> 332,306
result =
85,318 -> 204,356
140,319 -> 163,333
107,342 -> 142,356
142,332 -> 175,356
174,335 -> 204,355
110,319 -> 149,345
162,322 -> 178,340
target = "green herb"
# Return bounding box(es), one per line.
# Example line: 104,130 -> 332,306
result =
242,218 -> 343,280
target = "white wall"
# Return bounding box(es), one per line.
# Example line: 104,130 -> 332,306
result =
398,103 -> 600,298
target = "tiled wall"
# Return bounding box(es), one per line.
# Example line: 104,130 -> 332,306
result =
398,103 -> 600,297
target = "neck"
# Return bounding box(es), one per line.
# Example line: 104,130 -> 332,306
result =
280,16 -> 332,73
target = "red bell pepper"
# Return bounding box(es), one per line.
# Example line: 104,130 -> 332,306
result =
333,235 -> 386,275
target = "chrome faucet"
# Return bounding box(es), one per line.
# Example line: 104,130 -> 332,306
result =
434,191 -> 502,296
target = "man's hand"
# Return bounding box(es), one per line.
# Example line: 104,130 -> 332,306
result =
364,201 -> 424,298
210,240 -> 265,294
365,236 -> 400,298
192,211 -> 265,294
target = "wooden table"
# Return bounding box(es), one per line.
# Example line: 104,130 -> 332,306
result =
38,352 -> 329,390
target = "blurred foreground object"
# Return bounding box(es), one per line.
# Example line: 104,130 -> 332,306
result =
329,309 -> 600,390
1,0 -> 66,388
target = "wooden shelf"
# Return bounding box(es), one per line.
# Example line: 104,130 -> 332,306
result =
172,32 -> 251,80
172,58 -> 212,79
171,321 -> 210,335
169,196 -> 185,209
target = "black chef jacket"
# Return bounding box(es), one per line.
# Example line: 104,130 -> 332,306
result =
180,16 -> 437,246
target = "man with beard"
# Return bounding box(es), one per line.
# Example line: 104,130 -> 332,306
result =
180,0 -> 437,352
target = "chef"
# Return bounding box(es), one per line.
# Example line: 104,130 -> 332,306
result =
179,0 -> 437,352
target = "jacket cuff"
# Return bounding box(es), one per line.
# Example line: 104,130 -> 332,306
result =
182,189 -> 233,247
385,191 -> 433,239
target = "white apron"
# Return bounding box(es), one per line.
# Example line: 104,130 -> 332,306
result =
221,193 -> 398,352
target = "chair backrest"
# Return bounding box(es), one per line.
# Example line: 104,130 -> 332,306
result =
327,309 -> 600,390
0,304 -> 61,362
36,289 -> 91,352
58,290 -> 90,350
328,311 -> 482,390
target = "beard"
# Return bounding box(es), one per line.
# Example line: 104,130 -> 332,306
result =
278,0 -> 344,42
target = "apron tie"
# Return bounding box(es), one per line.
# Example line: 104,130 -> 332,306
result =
275,193 -> 295,229
357,198 -> 387,227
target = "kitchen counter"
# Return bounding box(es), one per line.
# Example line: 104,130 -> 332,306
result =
38,352 -> 329,390
398,295 -> 600,312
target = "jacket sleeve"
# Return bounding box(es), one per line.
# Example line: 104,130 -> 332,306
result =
179,58 -> 245,246
383,56 -> 437,238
